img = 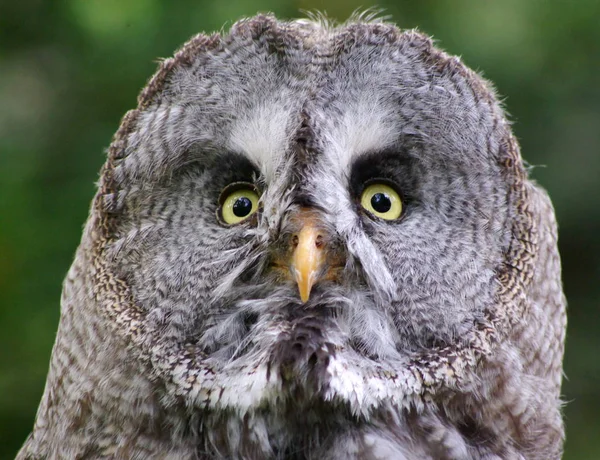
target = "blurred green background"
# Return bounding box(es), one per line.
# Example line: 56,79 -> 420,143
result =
1,0 -> 598,458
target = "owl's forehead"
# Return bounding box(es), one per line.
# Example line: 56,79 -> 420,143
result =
226,93 -> 397,181
122,16 -> 507,186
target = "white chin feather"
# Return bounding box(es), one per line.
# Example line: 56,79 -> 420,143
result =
165,343 -> 430,417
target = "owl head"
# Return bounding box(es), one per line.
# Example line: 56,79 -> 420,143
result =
23,14 -> 566,459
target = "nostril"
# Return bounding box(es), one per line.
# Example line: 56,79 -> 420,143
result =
315,234 -> 324,249
292,234 -> 299,247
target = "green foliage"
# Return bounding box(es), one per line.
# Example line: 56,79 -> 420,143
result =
1,0 -> 598,458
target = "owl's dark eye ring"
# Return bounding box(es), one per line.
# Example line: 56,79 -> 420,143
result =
217,182 -> 260,225
359,180 -> 403,221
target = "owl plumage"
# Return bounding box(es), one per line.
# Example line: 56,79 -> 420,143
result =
18,14 -> 566,460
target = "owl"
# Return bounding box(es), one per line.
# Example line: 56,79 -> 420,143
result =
18,14 -> 566,460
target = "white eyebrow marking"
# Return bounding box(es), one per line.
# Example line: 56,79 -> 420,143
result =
228,102 -> 293,182
323,96 -> 398,175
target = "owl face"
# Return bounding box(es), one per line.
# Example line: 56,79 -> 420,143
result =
96,16 -> 531,414
19,14 -> 566,460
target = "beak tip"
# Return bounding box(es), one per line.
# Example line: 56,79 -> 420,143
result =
298,279 -> 312,303
299,291 -> 310,303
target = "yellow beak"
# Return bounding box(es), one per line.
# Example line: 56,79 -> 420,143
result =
291,217 -> 325,303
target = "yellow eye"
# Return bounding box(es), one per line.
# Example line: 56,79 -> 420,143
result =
219,184 -> 259,225
360,182 -> 403,220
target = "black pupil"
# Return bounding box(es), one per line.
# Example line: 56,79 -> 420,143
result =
232,196 -> 253,217
371,193 -> 392,213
